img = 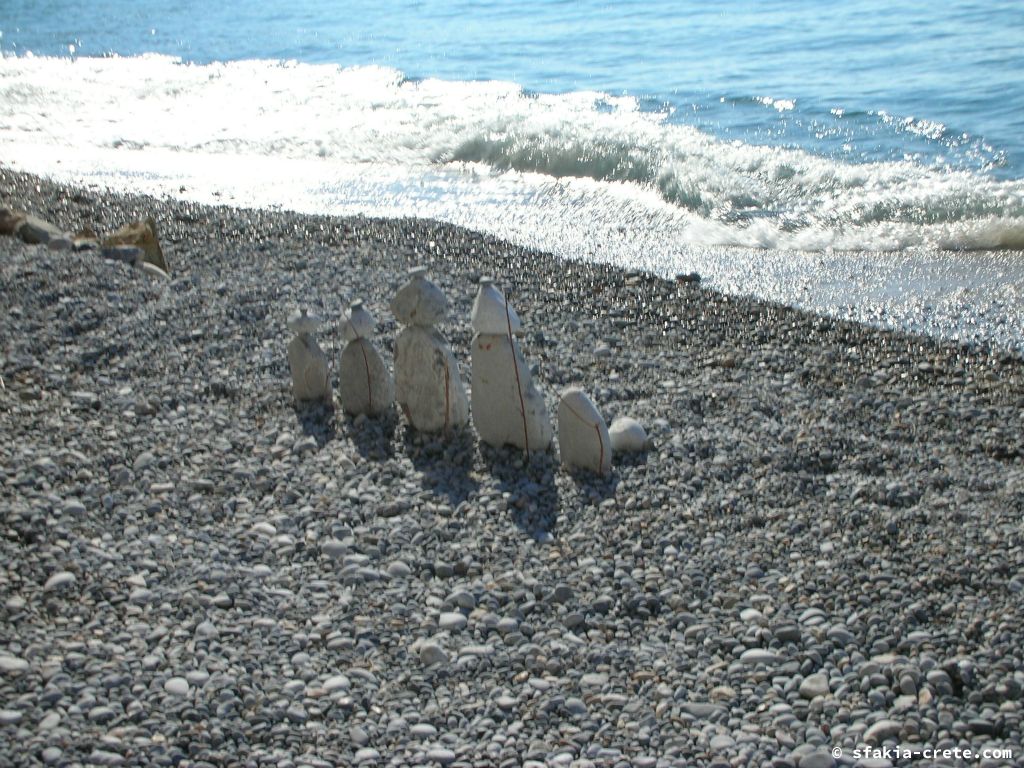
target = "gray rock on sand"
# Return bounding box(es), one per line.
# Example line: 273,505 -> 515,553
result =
287,309 -> 332,403
799,673 -> 830,699
470,278 -> 552,451
419,641 -> 449,666
338,300 -> 394,416
102,245 -> 144,265
102,216 -> 168,273
16,214 -> 64,245
392,267 -> 469,433
608,416 -> 647,453
47,235 -> 74,251
558,388 -> 611,475
0,655 -> 30,675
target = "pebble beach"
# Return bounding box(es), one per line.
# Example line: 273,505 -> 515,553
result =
2,166 -> 1024,767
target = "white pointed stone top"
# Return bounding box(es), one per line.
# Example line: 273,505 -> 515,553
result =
390,265 -> 447,327
288,308 -> 322,335
471,277 -> 522,335
342,299 -> 376,341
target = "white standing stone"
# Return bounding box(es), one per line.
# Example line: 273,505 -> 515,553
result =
470,278 -> 550,451
338,300 -> 394,416
287,309 -> 331,403
558,388 -> 611,475
472,333 -> 552,452
394,327 -> 469,433
391,268 -> 468,434
608,416 -> 648,453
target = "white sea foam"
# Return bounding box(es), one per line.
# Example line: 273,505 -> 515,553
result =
2,54 -> 1022,254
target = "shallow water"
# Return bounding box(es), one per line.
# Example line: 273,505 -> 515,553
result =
2,1 -> 1023,349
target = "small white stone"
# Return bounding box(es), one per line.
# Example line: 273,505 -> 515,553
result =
287,308 -> 322,335
0,656 -> 29,675
341,300 -> 377,341
739,608 -> 764,624
390,266 -> 447,327
164,677 -> 190,696
135,260 -> 170,280
739,648 -> 779,666
608,416 -> 647,453
251,522 -> 276,537
195,620 -> 219,638
426,748 -> 457,765
386,561 -> 412,578
44,571 -> 76,591
5,596 -> 26,611
438,612 -> 468,632
323,674 -> 350,693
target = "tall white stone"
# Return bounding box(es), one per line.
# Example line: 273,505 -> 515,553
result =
287,309 -> 331,403
338,300 -> 394,417
470,279 -> 551,452
391,268 -> 469,434
558,388 -> 612,475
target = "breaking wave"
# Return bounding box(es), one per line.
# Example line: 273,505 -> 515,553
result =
2,54 -> 1023,251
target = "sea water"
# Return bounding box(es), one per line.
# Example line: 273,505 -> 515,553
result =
2,0 -> 1023,348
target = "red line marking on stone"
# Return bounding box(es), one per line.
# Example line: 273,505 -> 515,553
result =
444,360 -> 451,434
505,293 -> 530,455
358,341 -> 372,413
